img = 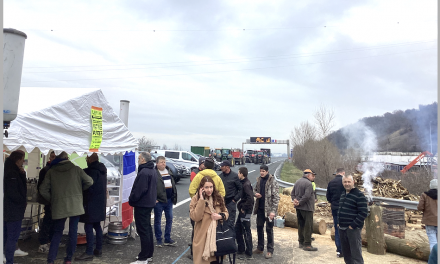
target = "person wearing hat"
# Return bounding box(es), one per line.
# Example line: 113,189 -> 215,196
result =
417,179 -> 438,251
190,157 -> 206,182
291,169 -> 318,251
219,160 -> 242,227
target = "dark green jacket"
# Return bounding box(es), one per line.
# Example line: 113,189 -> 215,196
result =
40,160 -> 93,220
155,165 -> 177,205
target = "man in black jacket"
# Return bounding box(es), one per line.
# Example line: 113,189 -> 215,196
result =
37,151 -> 56,254
4,150 -> 26,264
154,156 -> 178,247
219,160 -> 242,227
129,152 -> 158,264
236,167 -> 254,260
326,168 -> 346,258
75,153 -> 108,261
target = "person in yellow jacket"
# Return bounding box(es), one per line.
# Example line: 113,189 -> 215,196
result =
189,157 -> 225,198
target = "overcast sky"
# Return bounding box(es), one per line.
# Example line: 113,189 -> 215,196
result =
5,0 -> 437,154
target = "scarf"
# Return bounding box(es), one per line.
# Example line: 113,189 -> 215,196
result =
202,196 -> 217,261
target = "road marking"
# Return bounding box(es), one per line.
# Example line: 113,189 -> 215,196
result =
172,246 -> 190,264
173,197 -> 191,209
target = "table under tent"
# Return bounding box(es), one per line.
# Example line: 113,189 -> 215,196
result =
3,88 -> 138,244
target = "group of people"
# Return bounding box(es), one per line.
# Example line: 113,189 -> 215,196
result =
3,150 -> 108,264
4,150 -> 437,264
187,157 -> 280,264
292,168 -> 369,263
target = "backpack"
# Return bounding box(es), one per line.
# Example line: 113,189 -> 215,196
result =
215,221 -> 237,264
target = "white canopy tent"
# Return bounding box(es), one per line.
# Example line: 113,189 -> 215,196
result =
3,88 -> 138,235
3,88 -> 137,156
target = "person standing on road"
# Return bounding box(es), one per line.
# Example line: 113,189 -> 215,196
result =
37,151 -> 56,254
154,156 -> 178,247
417,179 -> 438,251
75,153 -> 108,261
3,150 -> 27,264
326,168 -> 346,258
291,169 -> 318,252
338,175 -> 368,264
190,176 -> 229,264
189,157 -> 225,198
191,157 -> 205,182
219,160 -> 242,227
129,152 -> 157,264
253,165 -> 280,259
236,167 -> 254,260
40,151 -> 94,264
188,157 -> 206,260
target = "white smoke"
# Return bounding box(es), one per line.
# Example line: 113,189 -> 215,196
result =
342,121 -> 384,201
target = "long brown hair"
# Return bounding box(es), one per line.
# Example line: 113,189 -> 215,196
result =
196,176 -> 226,211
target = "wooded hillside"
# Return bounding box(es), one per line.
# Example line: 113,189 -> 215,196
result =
328,102 -> 438,153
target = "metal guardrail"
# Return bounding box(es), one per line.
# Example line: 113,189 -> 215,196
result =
274,159 -> 420,210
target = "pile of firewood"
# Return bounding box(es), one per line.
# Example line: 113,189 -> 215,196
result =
353,173 -> 419,201
405,210 -> 423,224
315,202 -> 332,217
277,194 -> 296,217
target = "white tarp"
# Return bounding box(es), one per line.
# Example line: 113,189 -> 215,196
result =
3,89 -> 138,155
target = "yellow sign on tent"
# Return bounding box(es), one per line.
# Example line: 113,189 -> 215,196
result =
89,106 -> 103,152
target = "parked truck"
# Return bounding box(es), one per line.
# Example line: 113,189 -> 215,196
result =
191,146 -> 211,157
261,148 -> 271,163
245,150 -> 257,163
232,148 -> 245,165
255,150 -> 269,165
212,148 -> 222,162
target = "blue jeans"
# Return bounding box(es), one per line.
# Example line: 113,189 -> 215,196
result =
154,198 -> 173,243
84,222 -> 103,255
47,216 -> 80,263
3,220 -> 22,264
426,225 -> 438,251
332,209 -> 342,253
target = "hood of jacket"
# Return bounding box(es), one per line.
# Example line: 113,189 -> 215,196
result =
139,160 -> 155,171
50,160 -> 76,172
425,189 -> 437,200
198,169 -> 219,179
87,161 -> 107,174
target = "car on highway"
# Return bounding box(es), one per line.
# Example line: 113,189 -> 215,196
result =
151,150 -> 200,176
150,152 -> 183,182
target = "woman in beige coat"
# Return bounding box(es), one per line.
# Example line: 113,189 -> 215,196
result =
190,176 -> 229,264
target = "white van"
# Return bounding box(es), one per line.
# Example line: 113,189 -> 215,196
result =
151,150 -> 199,171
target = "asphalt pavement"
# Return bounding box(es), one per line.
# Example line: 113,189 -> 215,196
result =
15,158 -> 290,264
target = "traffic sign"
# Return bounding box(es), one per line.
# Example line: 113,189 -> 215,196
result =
250,137 -> 271,143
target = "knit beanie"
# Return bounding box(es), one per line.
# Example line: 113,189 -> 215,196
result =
430,179 -> 438,190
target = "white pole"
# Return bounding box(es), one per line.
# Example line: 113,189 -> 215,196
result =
118,100 -> 130,217
0,16 -> 4,257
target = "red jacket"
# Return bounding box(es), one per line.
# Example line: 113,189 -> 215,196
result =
190,167 -> 202,182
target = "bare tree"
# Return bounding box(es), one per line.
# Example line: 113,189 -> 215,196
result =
173,143 -> 182,151
314,105 -> 335,139
138,136 -> 156,152
162,144 -> 168,150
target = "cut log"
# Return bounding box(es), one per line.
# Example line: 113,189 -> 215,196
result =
313,219 -> 327,235
366,205 -> 386,255
284,212 -> 327,235
361,233 -> 429,261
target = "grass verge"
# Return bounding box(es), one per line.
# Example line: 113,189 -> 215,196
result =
280,160 -> 303,184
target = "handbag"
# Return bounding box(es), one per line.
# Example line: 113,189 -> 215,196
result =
215,221 -> 237,264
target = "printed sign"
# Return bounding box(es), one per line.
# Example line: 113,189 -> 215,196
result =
89,106 -> 103,152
